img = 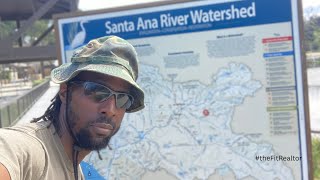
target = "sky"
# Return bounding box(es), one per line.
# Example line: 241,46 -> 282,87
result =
78,0 -> 168,10
78,0 -> 320,11
302,0 -> 320,8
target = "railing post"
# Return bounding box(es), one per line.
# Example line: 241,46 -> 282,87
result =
0,108 -> 2,128
7,106 -> 11,126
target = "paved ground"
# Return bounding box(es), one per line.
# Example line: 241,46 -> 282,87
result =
308,68 -> 320,131
0,81 -> 33,106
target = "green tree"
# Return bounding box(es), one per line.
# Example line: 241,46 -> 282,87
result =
0,21 -> 16,39
304,16 -> 320,52
314,30 -> 320,50
0,20 -> 55,46
25,20 -> 55,46
313,138 -> 320,179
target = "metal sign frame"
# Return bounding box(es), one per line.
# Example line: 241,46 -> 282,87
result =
54,0 -> 313,179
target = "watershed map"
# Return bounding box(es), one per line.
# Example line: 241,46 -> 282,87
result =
84,62 -> 294,180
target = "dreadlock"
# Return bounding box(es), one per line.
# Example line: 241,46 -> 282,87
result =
31,80 -> 105,171
31,93 -> 62,135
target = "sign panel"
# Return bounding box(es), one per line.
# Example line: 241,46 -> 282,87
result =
55,0 -> 312,179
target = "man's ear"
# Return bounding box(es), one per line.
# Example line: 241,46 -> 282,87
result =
59,83 -> 68,104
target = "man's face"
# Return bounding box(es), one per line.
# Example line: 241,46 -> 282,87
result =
66,71 -> 130,150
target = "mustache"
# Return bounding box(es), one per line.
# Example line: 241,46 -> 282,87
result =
90,116 -> 115,129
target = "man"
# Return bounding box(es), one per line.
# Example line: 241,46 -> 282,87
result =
0,36 -> 145,180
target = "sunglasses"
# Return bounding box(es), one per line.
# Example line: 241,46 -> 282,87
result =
69,81 -> 134,110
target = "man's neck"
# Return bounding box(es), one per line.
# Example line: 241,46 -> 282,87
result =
58,108 -> 91,164
60,131 -> 91,163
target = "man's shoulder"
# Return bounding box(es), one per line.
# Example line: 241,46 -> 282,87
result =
0,122 -> 51,180
1,121 -> 52,135
0,121 -> 55,145
0,121 -> 54,162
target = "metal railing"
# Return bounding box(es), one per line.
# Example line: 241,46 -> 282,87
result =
0,79 -> 50,127
313,130 -> 320,134
312,130 -> 320,141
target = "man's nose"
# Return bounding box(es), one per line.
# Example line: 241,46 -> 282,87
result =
99,95 -> 118,116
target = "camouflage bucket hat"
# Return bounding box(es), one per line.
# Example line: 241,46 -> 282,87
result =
51,36 -> 144,112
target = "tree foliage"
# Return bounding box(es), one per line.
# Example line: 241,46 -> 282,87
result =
0,20 -> 55,46
313,138 -> 320,180
0,21 -> 16,40
304,16 -> 320,52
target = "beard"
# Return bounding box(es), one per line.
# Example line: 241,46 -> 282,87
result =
76,126 -> 111,150
67,104 -> 117,151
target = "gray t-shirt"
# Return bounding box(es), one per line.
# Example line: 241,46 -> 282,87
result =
0,121 -> 84,180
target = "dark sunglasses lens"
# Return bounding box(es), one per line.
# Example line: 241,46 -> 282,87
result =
116,94 -> 132,109
83,82 -> 133,109
84,82 -> 112,102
